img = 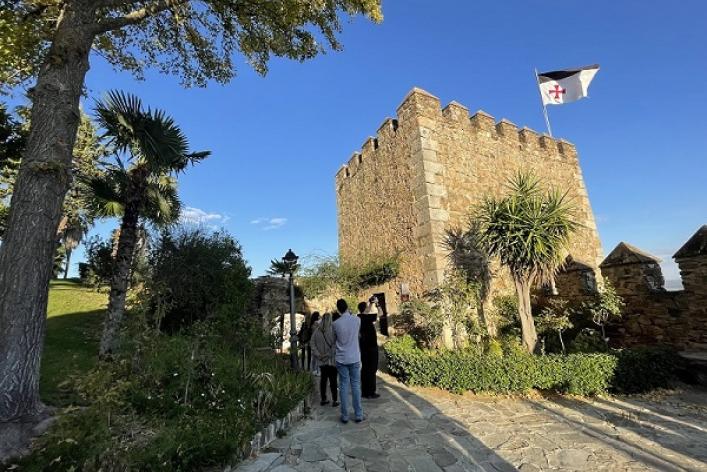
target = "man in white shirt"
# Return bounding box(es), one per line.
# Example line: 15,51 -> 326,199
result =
332,299 -> 363,423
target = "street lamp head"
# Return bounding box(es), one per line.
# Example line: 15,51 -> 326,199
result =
283,249 -> 298,265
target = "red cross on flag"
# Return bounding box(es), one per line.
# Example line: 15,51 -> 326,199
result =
537,64 -> 599,106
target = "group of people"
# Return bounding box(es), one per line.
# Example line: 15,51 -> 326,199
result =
298,297 -> 382,423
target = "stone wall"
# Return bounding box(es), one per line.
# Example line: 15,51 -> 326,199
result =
336,88 -> 603,310
601,226 -> 707,351
554,256 -> 599,304
249,276 -> 307,344
335,114 -> 424,300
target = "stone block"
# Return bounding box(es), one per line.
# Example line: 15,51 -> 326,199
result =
335,88 -> 603,323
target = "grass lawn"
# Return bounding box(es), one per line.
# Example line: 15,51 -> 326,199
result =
42,278 -> 107,406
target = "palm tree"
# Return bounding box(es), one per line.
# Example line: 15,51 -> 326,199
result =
87,91 -> 209,357
267,258 -> 300,277
60,217 -> 88,279
267,257 -> 300,348
475,172 -> 577,353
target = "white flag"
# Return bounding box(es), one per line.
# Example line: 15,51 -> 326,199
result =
538,65 -> 599,106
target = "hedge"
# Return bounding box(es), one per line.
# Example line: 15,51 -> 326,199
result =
385,336 -> 681,395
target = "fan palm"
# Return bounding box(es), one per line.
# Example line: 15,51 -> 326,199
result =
87,91 -> 209,357
267,258 -> 300,277
267,257 -> 300,348
475,171 -> 578,353
59,216 -> 88,279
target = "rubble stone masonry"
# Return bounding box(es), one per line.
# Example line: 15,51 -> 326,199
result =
336,88 -> 603,307
335,89 -> 707,350
599,226 -> 707,351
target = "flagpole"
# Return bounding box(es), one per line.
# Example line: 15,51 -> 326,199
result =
534,68 -> 553,137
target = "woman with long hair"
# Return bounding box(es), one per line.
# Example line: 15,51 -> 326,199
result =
310,312 -> 338,406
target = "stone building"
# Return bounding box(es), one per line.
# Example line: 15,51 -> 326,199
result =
335,88 -> 603,310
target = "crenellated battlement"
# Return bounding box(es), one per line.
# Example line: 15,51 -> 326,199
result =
337,88 -> 578,184
335,116 -> 403,186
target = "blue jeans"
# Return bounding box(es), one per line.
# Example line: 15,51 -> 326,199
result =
336,361 -> 363,421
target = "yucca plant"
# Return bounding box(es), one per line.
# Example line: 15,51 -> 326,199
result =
86,91 -> 210,358
475,171 -> 578,353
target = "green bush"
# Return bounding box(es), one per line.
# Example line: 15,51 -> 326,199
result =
146,226 -> 253,332
394,299 -> 445,348
385,336 -> 677,396
612,347 -> 686,393
18,315 -> 311,471
492,294 -> 521,336
82,234 -> 115,287
296,254 -> 399,299
569,328 -> 608,353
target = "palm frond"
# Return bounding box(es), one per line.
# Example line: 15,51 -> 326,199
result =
95,90 -> 144,156
95,90 -> 211,174
143,176 -> 182,227
92,90 -> 209,227
268,259 -> 298,277
82,169 -> 128,218
475,171 -> 578,282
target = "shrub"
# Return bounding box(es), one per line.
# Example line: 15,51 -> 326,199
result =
385,336 -> 678,396
394,300 -> 444,348
493,294 -> 520,335
146,226 -> 252,332
426,270 -> 484,348
17,315 -> 311,471
78,262 -> 90,280
82,235 -> 115,287
536,298 -> 573,354
485,338 -> 503,357
339,254 -> 400,293
16,226 -> 310,471
581,281 -> 624,344
296,254 -> 399,300
569,328 -> 608,353
612,347 -> 685,393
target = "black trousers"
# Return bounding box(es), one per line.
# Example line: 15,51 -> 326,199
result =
319,365 -> 338,402
300,344 -> 311,370
361,347 -> 379,397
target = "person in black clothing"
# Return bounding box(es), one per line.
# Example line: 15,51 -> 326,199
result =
299,312 -> 319,370
357,298 -> 380,399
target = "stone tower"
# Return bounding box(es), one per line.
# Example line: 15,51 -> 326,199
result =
335,88 -> 603,307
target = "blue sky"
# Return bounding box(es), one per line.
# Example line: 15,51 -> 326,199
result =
23,1 -> 707,285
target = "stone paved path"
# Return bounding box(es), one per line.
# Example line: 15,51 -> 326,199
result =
236,374 -> 707,472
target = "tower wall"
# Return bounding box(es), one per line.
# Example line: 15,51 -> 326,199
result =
336,88 -> 604,307
335,110 -> 425,296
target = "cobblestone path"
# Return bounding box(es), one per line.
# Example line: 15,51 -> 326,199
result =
236,374 -> 707,472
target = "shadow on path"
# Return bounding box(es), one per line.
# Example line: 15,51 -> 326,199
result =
237,374 -> 516,471
539,392 -> 707,469
237,374 -> 707,472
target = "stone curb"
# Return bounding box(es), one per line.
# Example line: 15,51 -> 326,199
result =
226,394 -> 311,471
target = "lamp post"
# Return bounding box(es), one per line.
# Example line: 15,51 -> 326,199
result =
283,249 -> 299,370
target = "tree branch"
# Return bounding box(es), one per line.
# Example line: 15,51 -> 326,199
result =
93,0 -> 143,8
92,0 -> 191,34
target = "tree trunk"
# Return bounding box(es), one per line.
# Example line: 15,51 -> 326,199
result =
478,303 -> 498,338
480,264 -> 496,338
514,276 -> 538,353
0,4 -> 96,423
99,196 -> 141,358
559,330 -> 566,355
63,248 -> 73,279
